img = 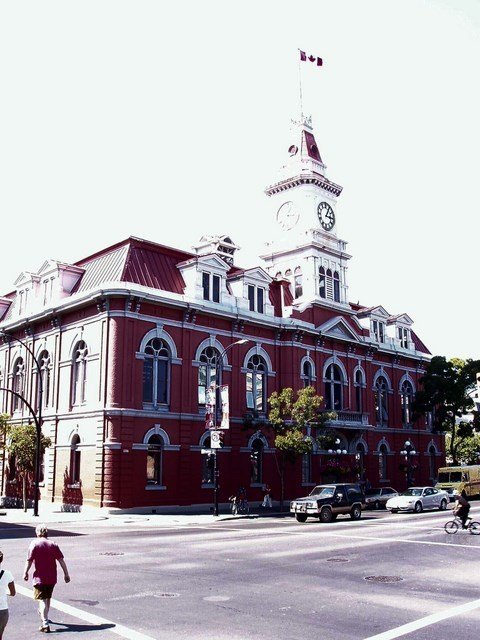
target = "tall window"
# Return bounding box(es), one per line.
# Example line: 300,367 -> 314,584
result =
69,434 -> 81,484
354,369 -> 363,413
333,271 -> 340,302
302,360 -> 314,388
374,376 -> 389,426
37,350 -> 51,409
71,341 -> 88,406
319,267 -> 326,298
398,327 -> 409,348
401,380 -> 414,426
198,346 -> 219,405
248,285 -> 265,314
0,368 -> 3,412
12,357 -> 25,412
202,272 -> 221,303
201,436 -> 214,484
378,444 -> 388,480
250,438 -> 263,484
142,338 -> 170,406
372,320 -> 385,343
294,267 -> 303,298
302,452 -> 312,484
246,354 -> 267,412
146,434 -> 163,485
324,363 -> 343,411
355,443 -> 366,480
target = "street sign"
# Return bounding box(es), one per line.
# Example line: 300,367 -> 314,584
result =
201,448 -> 214,455
210,430 -> 225,449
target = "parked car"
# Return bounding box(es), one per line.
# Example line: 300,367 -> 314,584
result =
290,483 -> 365,523
364,487 -> 399,509
386,487 -> 449,513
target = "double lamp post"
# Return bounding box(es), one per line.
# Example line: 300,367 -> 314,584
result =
0,331 -> 43,517
400,439 -> 417,488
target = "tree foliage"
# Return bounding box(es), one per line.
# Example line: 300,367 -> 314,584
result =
7,423 -> 51,511
445,431 -> 480,466
268,386 -> 335,507
413,356 -> 480,464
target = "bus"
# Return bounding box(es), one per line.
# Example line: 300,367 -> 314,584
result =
435,465 -> 480,500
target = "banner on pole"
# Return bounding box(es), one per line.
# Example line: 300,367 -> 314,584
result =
220,384 -> 230,429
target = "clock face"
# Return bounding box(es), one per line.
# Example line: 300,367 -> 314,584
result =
317,202 -> 335,231
276,201 -> 299,230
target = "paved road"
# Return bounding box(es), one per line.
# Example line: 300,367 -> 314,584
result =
1,506 -> 479,639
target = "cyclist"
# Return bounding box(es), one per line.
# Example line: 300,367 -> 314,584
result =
453,489 -> 470,529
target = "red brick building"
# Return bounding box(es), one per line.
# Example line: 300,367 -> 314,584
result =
0,115 -> 443,512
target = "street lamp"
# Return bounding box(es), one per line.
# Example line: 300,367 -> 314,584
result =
400,439 -> 417,488
210,338 -> 249,516
0,331 -> 43,517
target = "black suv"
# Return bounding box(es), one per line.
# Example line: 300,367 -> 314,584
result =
290,483 -> 365,523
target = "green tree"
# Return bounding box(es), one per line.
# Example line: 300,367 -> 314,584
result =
413,356 -> 480,465
445,431 -> 480,466
268,386 -> 335,509
7,424 -> 51,511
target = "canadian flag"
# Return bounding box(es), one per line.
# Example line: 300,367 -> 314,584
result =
299,50 -> 323,66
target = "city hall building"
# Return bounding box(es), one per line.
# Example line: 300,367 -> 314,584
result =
0,115 -> 444,511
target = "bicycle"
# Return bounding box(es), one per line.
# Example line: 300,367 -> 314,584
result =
444,515 -> 480,535
229,496 -> 250,516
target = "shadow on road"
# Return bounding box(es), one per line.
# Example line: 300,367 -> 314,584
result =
48,621 -> 115,633
0,521 -> 83,539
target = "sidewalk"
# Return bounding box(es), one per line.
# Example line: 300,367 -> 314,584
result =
0,501 -> 289,528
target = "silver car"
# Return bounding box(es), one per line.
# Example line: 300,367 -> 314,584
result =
364,487 -> 399,509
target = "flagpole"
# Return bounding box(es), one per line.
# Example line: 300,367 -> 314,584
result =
297,49 -> 304,120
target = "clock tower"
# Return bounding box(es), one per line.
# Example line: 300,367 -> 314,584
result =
260,114 -> 352,308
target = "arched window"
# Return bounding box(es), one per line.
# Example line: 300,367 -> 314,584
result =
246,355 -> 267,413
142,338 -> 170,406
250,438 -> 263,484
324,363 -> 343,411
294,267 -> 303,298
71,341 -> 88,406
69,434 -> 81,484
374,376 -> 389,426
198,346 -> 219,406
400,380 -> 414,426
37,350 -> 51,409
354,369 -> 363,413
319,267 -> 326,298
302,452 -> 312,484
302,360 -> 314,388
429,445 -> 436,481
201,435 -> 214,485
378,443 -> 388,480
333,271 -> 340,302
12,357 -> 24,412
146,434 -> 163,485
326,269 -> 333,299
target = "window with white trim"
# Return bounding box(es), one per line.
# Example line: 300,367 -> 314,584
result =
142,338 -> 170,407
302,360 -> 314,388
69,434 -> 81,484
294,267 -> 303,298
378,444 -> 388,480
372,320 -> 385,343
250,438 -> 263,484
12,357 -> 25,412
37,350 -> 51,409
246,354 -> 267,412
400,380 -> 414,426
302,452 -> 312,484
146,433 -> 164,485
198,346 -> 219,406
71,341 -> 88,406
324,363 -> 343,410
247,285 -> 265,314
354,369 -> 363,412
374,376 -> 389,426
202,272 -> 221,303
398,326 -> 409,348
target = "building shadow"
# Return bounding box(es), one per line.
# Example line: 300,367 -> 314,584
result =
0,521 -> 83,539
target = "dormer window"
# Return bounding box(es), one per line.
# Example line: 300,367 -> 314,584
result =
398,326 -> 410,348
372,320 -> 385,343
248,285 -> 264,314
202,272 -> 221,303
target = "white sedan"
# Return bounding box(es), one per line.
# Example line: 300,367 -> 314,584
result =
386,487 -> 449,513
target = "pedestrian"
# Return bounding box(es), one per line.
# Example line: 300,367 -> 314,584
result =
262,483 -> 272,508
0,551 -> 16,640
23,524 -> 70,633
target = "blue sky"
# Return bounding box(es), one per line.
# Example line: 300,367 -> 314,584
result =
0,0 -> 479,359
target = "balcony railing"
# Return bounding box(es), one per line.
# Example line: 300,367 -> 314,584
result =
324,410 -> 372,429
